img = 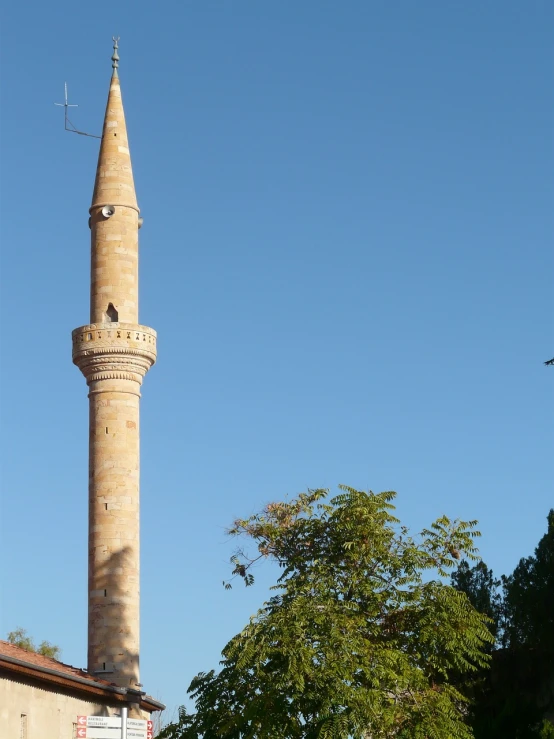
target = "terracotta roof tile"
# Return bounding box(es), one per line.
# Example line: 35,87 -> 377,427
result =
0,640 -> 165,712
0,640 -> 115,686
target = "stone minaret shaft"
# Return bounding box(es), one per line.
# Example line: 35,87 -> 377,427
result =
72,41 -> 156,689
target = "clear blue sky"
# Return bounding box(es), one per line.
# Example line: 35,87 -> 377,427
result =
0,0 -> 552,721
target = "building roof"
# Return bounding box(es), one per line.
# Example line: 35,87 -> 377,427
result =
0,640 -> 109,683
0,641 -> 164,713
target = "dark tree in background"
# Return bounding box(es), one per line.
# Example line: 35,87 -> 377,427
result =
503,510 -> 554,652
451,511 -> 554,738
451,561 -> 503,645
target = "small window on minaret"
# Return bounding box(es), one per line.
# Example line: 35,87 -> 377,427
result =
105,303 -> 118,322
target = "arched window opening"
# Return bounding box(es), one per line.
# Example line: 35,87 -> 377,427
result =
105,303 -> 118,322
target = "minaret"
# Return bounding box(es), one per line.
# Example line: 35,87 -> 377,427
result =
72,39 -> 156,690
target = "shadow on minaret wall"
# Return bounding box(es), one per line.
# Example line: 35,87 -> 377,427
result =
88,545 -> 144,719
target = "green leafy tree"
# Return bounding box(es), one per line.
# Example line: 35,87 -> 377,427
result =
538,720 -> 554,739
7,627 -> 61,660
161,486 -> 492,739
158,707 -> 190,739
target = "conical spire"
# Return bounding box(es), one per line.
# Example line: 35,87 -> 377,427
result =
91,38 -> 138,212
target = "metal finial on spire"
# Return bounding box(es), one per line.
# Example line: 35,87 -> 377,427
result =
112,36 -> 120,77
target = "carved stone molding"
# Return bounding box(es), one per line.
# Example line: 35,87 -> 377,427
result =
72,322 -> 157,385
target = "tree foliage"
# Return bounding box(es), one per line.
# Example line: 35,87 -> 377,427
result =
7,627 -> 61,660
450,561 -> 502,647
161,486 -> 492,739
450,511 -> 554,739
502,510 -> 554,652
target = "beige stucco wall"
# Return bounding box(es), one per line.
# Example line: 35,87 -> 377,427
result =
0,676 -> 150,739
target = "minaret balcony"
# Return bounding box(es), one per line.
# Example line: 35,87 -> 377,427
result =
72,322 -> 157,384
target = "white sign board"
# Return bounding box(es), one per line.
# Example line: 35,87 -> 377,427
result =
77,730 -> 121,739
76,716 -> 153,739
78,716 -> 122,728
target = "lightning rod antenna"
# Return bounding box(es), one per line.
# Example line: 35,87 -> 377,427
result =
54,37 -> 123,139
54,82 -> 101,139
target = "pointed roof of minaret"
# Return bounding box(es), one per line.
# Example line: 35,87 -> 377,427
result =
91,38 -> 138,212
